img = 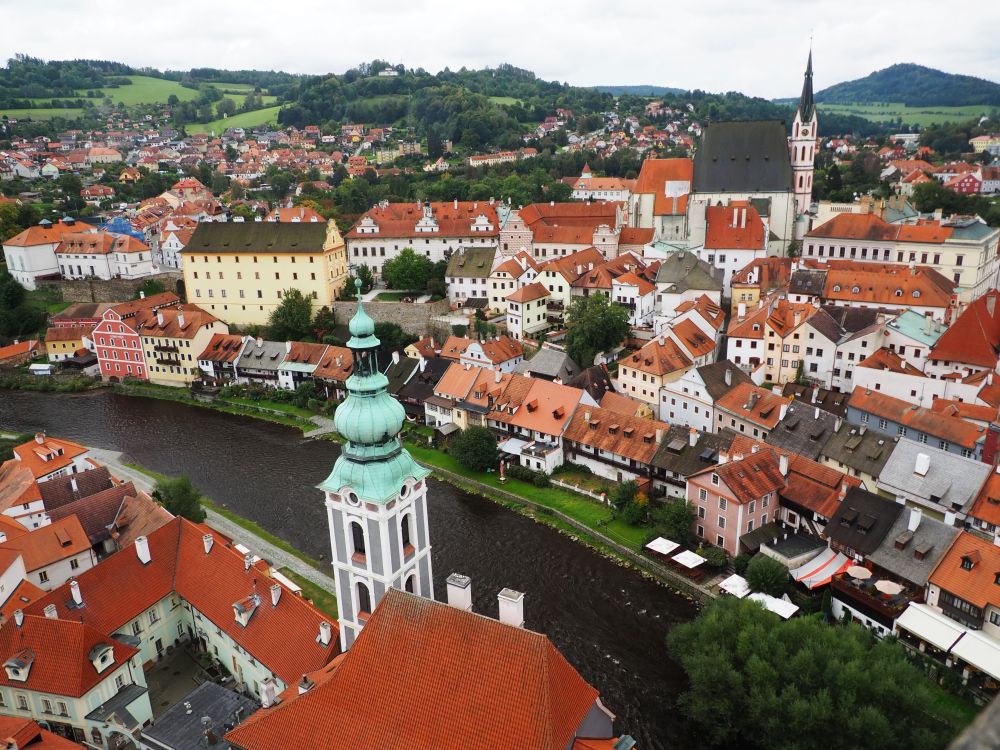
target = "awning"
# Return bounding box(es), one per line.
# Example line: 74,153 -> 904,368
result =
951,629 -> 1000,681
498,437 -> 528,456
790,547 -> 852,589
645,537 -> 680,556
434,422 -> 459,436
673,550 -> 706,569
896,603 -> 966,652
749,592 -> 799,619
719,573 -> 751,599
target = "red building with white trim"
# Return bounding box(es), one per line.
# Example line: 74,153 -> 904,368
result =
93,292 -> 179,381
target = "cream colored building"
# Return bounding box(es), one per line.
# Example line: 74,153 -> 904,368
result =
616,336 -> 693,409
138,304 -> 228,386
181,221 -> 348,326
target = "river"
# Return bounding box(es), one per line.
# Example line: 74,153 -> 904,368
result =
0,390 -> 699,748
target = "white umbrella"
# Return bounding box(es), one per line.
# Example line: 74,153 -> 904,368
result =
874,580 -> 904,596
846,565 -> 872,580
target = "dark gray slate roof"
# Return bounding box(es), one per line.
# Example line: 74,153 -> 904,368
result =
781,383 -> 849,418
140,682 -> 259,750
821,422 -> 897,478
692,121 -> 793,193
698,361 -> 752,401
867,510 -> 960,587
826,487 -> 904,557
446,246 -> 497,279
381,354 -> 419,395
651,426 -> 736,477
237,339 -> 286,373
184,221 -> 328,254
397,356 -> 452,411
654,251 -> 722,292
789,269 -> 826,297
566,365 -> 614,402
765,403 -> 839,460
514,346 -> 580,382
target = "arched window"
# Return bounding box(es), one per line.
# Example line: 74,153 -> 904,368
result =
350,522 -> 366,558
401,514 -> 412,554
405,574 -> 416,594
356,582 -> 371,616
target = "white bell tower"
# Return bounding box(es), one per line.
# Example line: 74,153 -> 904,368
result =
318,282 -> 434,651
791,49 -> 818,229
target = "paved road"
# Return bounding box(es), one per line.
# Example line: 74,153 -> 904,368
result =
88,447 -> 339,596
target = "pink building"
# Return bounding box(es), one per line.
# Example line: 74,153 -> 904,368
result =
686,449 -> 785,556
93,292 -> 179,381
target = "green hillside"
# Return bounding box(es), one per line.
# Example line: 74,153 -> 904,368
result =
594,85 -> 686,96
819,102 -> 995,127
816,64 -> 1000,107
186,105 -> 284,134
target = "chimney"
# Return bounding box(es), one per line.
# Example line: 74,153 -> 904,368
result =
814,407 -> 820,420
13,610 -> 23,628
835,417 -> 843,431
261,679 -> 276,709
498,588 -> 525,627
724,367 -> 732,386
840,482 -> 849,498
157,310 -> 164,328
656,427 -> 665,444
771,385 -> 781,396
203,533 -> 214,555
244,553 -> 253,572
453,198 -> 458,209
811,385 -> 819,404
779,403 -> 789,421
908,508 -> 922,532
318,621 -> 332,646
70,580 -> 83,607
495,369 -> 502,383
34,433 -> 44,445
944,510 -> 957,527
286,341 -> 292,354
446,573 -> 473,611
43,604 -> 58,619
751,443 -> 760,453
135,536 -> 151,565
70,477 -> 78,494
718,452 -> 729,465
297,674 -> 315,695
924,312 -> 933,336
177,310 -> 186,329
689,427 -> 698,447
392,350 -> 400,364
988,294 -> 997,318
139,290 -> 146,299
779,453 -> 789,476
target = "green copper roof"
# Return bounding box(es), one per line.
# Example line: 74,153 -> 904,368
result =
318,290 -> 427,504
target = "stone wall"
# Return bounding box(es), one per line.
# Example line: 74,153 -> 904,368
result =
38,273 -> 183,303
329,298 -> 451,336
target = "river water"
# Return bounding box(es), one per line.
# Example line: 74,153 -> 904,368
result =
0,390 -> 699,748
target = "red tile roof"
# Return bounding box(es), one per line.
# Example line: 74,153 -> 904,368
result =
0,615 -> 138,698
633,158 -> 693,215
507,378 -> 585,437
0,580 -> 45,624
225,589 -> 600,750
0,461 -> 40,514
0,515 -> 91,573
808,212 -> 955,244
346,201 -> 499,239
0,340 -> 40,363
507,282 -> 549,303
968,471 -> 1000,529
716,383 -> 791,429
313,346 -> 353,382
857,348 -> 924,376
136,304 -> 221,340
11,435 -> 88,480
625,337 -> 692,377
930,398 -> 999,424
613,270 -> 655,296
198,333 -> 245,364
704,203 -> 766,250
671,319 -> 716,359
690,449 -> 785,504
848,387 -> 985,449
564,406 -> 668,464
0,717 -> 81,749
3,220 -> 93,247
824,265 -> 953,308
930,290 -> 1000,368
27,518 -> 338,686
928,531 -> 1000,610
54,232 -> 116,255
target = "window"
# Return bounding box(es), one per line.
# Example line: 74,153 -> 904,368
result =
860,413 -> 868,424
43,699 -> 52,714
718,516 -> 726,529
132,620 -> 142,635
401,514 -> 413,555
762,493 -> 770,507
70,558 -> 79,570
149,609 -> 160,625
58,701 -> 68,716
698,488 -> 707,501
719,497 -> 727,510
115,674 -> 124,690
749,500 -> 755,514
878,418 -> 888,430
39,571 -> 48,584
356,582 -> 372,617
711,473 -> 720,486
716,535 -> 725,546
991,611 -> 1000,627
918,433 -> 928,444
350,522 -> 366,560
897,426 -> 907,437
698,506 -> 706,519
747,520 -> 754,533
16,695 -> 27,710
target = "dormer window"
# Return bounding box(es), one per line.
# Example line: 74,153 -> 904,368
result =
233,593 -> 261,627
833,284 -> 841,292
88,643 -> 115,674
961,554 -> 978,571
4,649 -> 34,682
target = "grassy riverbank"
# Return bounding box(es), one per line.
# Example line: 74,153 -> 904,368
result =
123,461 -> 324,571
278,567 -> 338,618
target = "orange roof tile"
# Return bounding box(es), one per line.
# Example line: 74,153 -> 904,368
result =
930,290 -> 1000,368
434,363 -> 480,400
28,518 -> 338,686
225,589 -> 599,750
507,282 -> 549,303
690,449 -> 786,504
136,305 -> 220,340
313,346 -> 353,382
672,319 -> 716,358
0,717 -> 80,749
507,378 -> 584,437
633,158 -> 693,215
716,383 -> 791,429
284,341 -> 328,366
0,340 -> 40,362
44,325 -> 94,343
824,266 -> 953,307
625,337 -> 692,377
930,398 -> 999,424
439,336 -> 472,360
471,336 -> 524,364
11,435 -> 88,480
848,388 -> 985,449
0,615 -> 138,698
0,516 -> 90,573
346,201 -> 499,240
704,204 -> 766,250
928,531 -> 1000,609
968,472 -> 1000,529
54,232 -> 116,255
613,270 -> 655,296
3,220 -> 93,247
0,461 -> 41,514
198,333 -> 245,364
857,347 -> 924,376
0,580 -> 45,624
564,406 -> 668,464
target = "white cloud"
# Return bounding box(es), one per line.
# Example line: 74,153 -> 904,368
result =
0,0 -> 997,97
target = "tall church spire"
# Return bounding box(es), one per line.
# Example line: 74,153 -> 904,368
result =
797,49 -> 815,122
319,280 -> 435,651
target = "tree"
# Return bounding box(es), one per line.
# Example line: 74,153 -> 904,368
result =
0,267 -> 25,309
564,294 -> 630,369
132,279 -> 166,300
152,475 -> 207,522
216,98 -> 236,118
609,480 -> 639,510
312,306 -> 337,342
374,322 -> 416,350
651,499 -> 696,548
268,288 -> 314,341
450,426 -> 498,473
381,247 -> 434,291
744,554 -> 788,597
667,597 -> 957,750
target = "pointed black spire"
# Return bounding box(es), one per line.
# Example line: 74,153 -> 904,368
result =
798,49 -> 815,122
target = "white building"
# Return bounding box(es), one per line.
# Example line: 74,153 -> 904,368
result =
2,219 -> 95,290
55,232 -> 154,281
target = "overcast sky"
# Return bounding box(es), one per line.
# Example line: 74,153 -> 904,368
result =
2,0 -> 998,98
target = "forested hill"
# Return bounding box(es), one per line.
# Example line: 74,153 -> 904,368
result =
595,85 -> 686,96
816,64 -> 1000,107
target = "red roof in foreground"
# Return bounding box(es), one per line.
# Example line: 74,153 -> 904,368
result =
28,517 -> 338,686
930,290 -> 1000,368
226,589 -> 601,750
0,715 -> 86,748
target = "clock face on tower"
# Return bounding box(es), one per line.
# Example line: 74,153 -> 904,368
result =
801,128 -> 810,136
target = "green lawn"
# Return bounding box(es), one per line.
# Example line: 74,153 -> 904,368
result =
819,101 -> 995,127
186,105 -> 284,134
278,567 -> 338,618
24,287 -> 71,317
489,96 -> 521,106
405,443 -> 649,551
374,291 -> 421,301
219,396 -> 316,419
1,107 -> 86,120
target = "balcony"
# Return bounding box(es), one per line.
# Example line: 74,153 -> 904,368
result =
154,344 -> 179,353
155,357 -> 181,366
831,576 -> 913,629
546,300 -> 564,311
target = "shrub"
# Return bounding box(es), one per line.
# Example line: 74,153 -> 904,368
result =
450,426 -> 498,473
734,553 -> 753,576
745,554 -> 789,597
701,546 -> 728,570
532,472 -> 550,488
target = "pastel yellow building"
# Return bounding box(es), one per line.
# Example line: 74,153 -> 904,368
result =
44,325 -> 94,361
138,304 -> 228,386
181,221 -> 349,326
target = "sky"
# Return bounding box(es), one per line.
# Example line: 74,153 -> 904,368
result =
2,0 -> 999,98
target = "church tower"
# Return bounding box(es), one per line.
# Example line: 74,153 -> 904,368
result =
319,280 -> 434,650
790,50 -> 818,222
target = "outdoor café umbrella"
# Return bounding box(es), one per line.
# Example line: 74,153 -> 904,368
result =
874,580 -> 904,596
846,565 -> 872,580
